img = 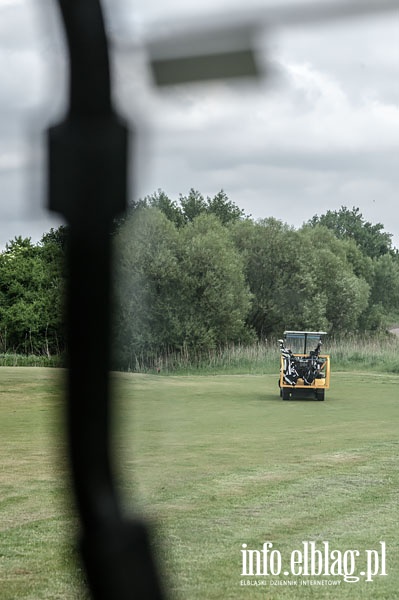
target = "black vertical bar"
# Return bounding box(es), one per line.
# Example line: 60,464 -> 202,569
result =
47,1 -> 165,598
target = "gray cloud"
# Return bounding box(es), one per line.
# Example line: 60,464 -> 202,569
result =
1,0 -> 398,248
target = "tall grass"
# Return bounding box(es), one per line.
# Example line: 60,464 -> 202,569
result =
125,333 -> 399,375
3,333 -> 399,374
123,341 -> 278,375
329,333 -> 399,373
0,353 -> 64,368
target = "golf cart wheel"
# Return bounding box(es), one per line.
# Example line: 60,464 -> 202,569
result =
282,388 -> 291,400
316,389 -> 325,401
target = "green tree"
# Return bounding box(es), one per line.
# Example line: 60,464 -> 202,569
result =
176,213 -> 253,349
142,189 -> 185,228
113,208 -> 252,368
206,190 -> 248,224
131,188 -> 248,229
113,208 -> 180,367
38,227 -> 67,354
299,226 -> 370,332
308,206 -> 392,258
370,254 -> 399,309
179,189 -> 208,223
231,219 -> 328,338
359,253 -> 399,329
0,234 -> 65,355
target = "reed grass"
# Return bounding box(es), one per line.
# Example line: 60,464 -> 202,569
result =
3,333 -> 399,375
328,334 -> 399,373
124,333 -> 399,375
0,353 -> 64,368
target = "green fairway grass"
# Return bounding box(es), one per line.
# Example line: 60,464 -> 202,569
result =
0,368 -> 88,600
115,371 -> 399,599
1,367 -> 398,598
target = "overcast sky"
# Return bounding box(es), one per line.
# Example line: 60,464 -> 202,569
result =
0,0 -> 398,249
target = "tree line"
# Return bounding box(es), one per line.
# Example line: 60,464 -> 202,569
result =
1,190 -> 398,368
0,228 -> 66,356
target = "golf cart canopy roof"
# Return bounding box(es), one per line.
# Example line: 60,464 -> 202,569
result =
283,331 -> 327,354
284,331 -> 327,336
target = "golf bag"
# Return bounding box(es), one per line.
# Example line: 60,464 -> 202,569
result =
279,340 -> 299,385
279,339 -> 323,386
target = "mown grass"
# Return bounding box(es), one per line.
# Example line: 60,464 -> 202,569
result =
115,370 -> 399,599
1,367 -> 398,599
0,368 -> 88,600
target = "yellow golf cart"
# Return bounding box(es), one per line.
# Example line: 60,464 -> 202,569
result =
278,331 -> 330,401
